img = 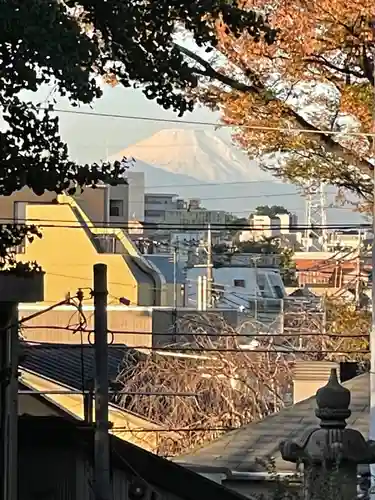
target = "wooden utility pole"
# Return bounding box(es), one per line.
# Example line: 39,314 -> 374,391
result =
93,264 -> 111,500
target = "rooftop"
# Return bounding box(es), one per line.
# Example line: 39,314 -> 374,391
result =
174,373 -> 369,473
20,342 -> 141,394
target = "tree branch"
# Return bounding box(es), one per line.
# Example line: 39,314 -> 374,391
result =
176,43 -> 374,175
176,44 -> 257,93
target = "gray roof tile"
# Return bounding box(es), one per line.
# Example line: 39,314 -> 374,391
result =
175,373 -> 369,472
20,343 -> 139,397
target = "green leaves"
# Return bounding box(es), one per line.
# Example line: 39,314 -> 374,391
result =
0,224 -> 42,274
66,0 -> 274,112
0,0 -> 272,273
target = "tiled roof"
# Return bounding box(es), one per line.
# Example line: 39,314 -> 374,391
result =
20,343 -> 139,394
174,373 -> 369,472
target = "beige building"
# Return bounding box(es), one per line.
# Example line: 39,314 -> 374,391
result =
4,183 -> 130,229
249,214 -> 281,240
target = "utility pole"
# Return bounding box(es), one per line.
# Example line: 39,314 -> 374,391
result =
355,229 -> 362,308
0,303 -> 18,500
370,20 -> 375,496
206,224 -> 213,308
254,258 -> 258,321
93,264 -> 111,500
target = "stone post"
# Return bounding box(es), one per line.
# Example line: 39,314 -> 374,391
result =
280,368 -> 375,500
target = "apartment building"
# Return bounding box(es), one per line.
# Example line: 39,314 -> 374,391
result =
144,193 -> 178,224
164,208 -> 227,227
240,212 -> 299,242
0,188 -> 191,308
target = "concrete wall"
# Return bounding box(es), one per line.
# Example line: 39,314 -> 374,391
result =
20,306 -> 153,347
127,172 -> 145,222
109,183 -> 130,226
0,186 -> 111,226
0,188 -> 56,223
73,186 -> 108,226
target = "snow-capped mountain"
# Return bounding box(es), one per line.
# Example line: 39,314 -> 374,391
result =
108,129 -> 363,224
116,128 -> 273,182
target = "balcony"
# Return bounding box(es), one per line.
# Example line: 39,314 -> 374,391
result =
93,234 -> 120,254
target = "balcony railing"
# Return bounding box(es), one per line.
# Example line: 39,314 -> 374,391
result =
93,234 -> 119,254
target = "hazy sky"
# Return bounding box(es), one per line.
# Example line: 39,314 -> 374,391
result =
22,82 -> 363,223
53,85 -> 228,165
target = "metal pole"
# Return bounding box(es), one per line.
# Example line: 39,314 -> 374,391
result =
370,24 -> 375,496
355,228 -> 362,307
7,306 -> 18,500
202,276 -> 207,311
254,258 -> 258,321
197,276 -> 202,311
93,264 -> 111,500
207,224 -> 213,308
0,303 -> 18,500
173,245 -> 177,309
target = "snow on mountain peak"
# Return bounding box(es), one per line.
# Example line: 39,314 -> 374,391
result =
116,128 -> 271,182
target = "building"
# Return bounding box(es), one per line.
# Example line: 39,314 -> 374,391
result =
247,214 -> 280,240
277,212 -> 298,234
0,190 -> 165,306
145,254 -> 186,307
3,183 -> 131,229
293,250 -> 367,291
164,208 -> 227,228
18,415 -> 249,500
239,213 -> 299,243
127,171 -> 145,222
327,229 -> 370,251
186,261 -> 286,333
144,193 -> 178,224
174,361 -> 368,499
19,343 -> 167,451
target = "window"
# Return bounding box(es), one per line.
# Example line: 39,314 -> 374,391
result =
273,285 -> 284,299
234,279 -> 246,288
256,274 -> 267,297
109,199 -> 123,217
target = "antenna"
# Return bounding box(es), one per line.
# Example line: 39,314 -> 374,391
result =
304,181 -> 328,251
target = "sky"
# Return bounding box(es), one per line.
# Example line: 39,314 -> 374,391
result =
22,83 -> 362,224
36,33 -> 234,166
51,85 -> 225,165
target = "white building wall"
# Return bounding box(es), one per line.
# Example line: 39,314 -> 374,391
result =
186,267 -> 286,310
108,183 -> 129,226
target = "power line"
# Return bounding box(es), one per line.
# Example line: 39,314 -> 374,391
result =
21,325 -> 369,339
1,219 -> 371,230
18,389 -> 197,397
24,342 -> 369,354
50,108 -> 375,138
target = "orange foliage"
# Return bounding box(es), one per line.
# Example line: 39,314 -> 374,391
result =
197,0 -> 375,198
